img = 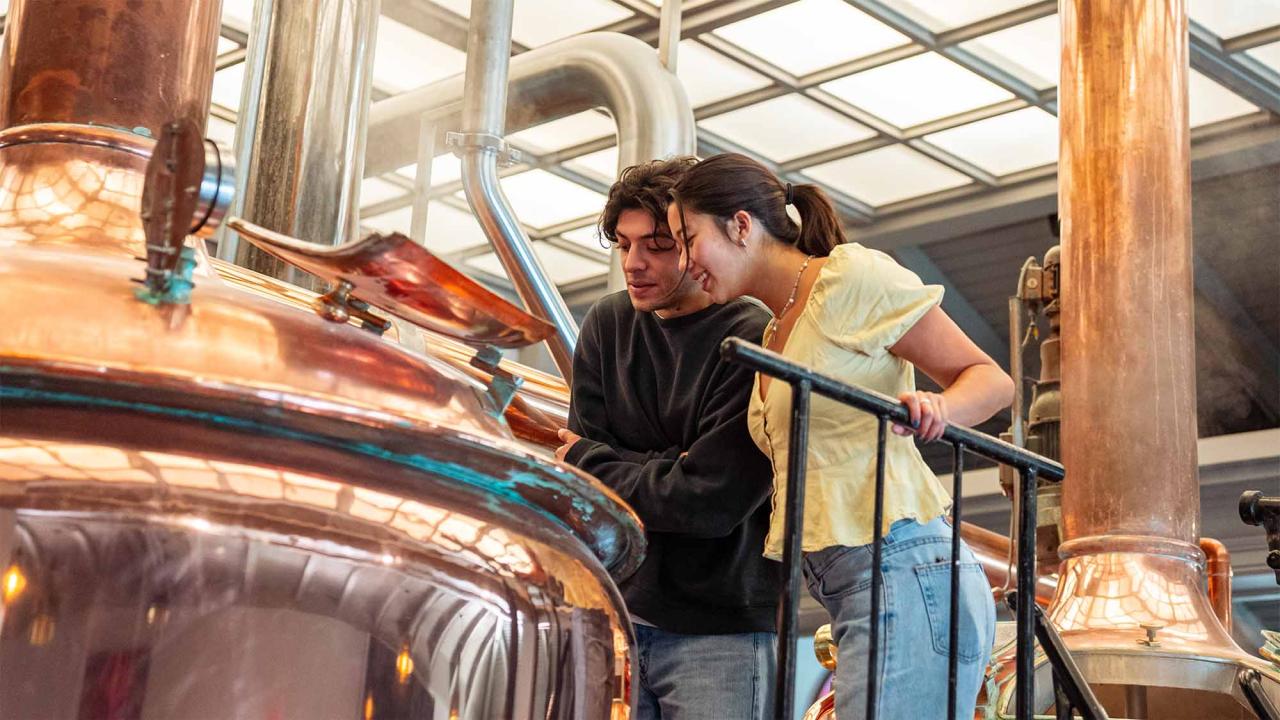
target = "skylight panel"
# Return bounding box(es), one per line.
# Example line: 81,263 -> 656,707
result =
1190,0 -> 1280,40
211,62 -> 246,112
484,170 -> 607,230
394,154 -> 465,188
432,0 -> 634,47
359,178 -> 407,209
820,52 -> 1014,129
1188,70 -> 1259,127
467,244 -> 607,286
1247,41 -> 1280,74
890,0 -> 1042,31
566,146 -> 620,181
959,14 -> 1059,90
362,202 -> 491,256
699,94 -> 876,163
802,144 -> 971,207
712,0 -> 910,76
676,40 -> 772,108
206,116 -> 237,147
217,36 -> 239,56
923,107 -> 1057,176
221,0 -> 254,32
508,111 -> 616,154
373,17 -> 467,93
560,225 -> 611,255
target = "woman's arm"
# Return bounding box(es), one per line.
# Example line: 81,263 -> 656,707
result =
888,305 -> 1014,441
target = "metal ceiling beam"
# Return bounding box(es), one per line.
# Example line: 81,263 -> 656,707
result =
841,0 -> 1056,114
1223,24 -> 1280,54
601,0 -> 796,43
850,118 -> 1280,252
1189,20 -> 1280,116
381,0 -> 475,52
893,246 -> 1009,367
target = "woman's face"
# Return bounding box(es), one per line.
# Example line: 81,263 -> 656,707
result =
667,203 -> 753,304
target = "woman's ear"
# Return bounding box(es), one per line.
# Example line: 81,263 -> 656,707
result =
731,210 -> 753,247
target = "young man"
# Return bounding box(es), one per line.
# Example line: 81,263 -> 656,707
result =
555,158 -> 781,719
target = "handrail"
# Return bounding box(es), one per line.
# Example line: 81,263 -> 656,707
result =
720,337 -> 1101,720
721,338 -> 1065,482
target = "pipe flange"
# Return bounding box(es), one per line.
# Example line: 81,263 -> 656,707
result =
445,131 -> 522,167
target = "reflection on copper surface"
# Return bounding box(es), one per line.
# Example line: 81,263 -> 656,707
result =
0,435 -> 636,718
0,0 -> 221,136
228,218 -> 555,349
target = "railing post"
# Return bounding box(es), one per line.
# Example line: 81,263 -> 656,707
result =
1016,465 -> 1038,718
866,417 -> 888,719
775,378 -> 812,720
948,443 -> 965,720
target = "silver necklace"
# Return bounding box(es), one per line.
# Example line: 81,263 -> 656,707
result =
764,254 -> 814,347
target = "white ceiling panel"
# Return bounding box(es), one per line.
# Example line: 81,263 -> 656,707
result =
959,14 -> 1059,90
700,94 -> 876,162
1247,41 -> 1280,74
361,202 -> 491,256
508,111 -> 616,154
395,154 -> 465,188
821,52 -> 1014,129
221,0 -> 254,32
565,146 -> 620,181
924,107 -> 1057,176
802,144 -> 972,207
713,0 -> 910,76
1189,70 -> 1259,127
560,225 -> 611,255
432,0 -> 634,47
889,0 -> 1042,31
373,17 -> 467,93
483,170 -> 608,230
676,40 -> 772,108
467,243 -> 607,285
360,177 -> 408,208
1190,0 -> 1280,40
211,62 -> 246,112
206,116 -> 237,147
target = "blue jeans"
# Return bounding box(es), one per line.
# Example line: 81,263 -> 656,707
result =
802,516 -> 996,720
632,624 -> 776,719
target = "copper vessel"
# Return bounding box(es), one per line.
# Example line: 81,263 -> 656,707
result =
0,1 -> 642,718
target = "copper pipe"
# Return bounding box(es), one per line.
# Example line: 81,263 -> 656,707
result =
1201,536 -> 1232,629
1059,0 -> 1200,559
960,522 -> 1056,607
0,0 -> 222,136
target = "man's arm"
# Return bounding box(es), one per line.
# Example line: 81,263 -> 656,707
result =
566,346 -> 772,539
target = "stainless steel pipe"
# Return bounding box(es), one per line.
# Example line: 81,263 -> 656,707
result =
456,0 -> 580,380
216,0 -> 380,281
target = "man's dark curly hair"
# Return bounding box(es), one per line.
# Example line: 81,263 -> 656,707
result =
597,156 -> 698,249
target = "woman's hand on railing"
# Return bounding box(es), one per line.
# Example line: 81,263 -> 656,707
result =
893,390 -> 949,442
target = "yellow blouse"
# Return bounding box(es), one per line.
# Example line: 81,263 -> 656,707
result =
748,243 -> 951,560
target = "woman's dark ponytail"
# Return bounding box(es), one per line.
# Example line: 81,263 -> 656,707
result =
670,153 -> 845,258
789,184 -> 842,257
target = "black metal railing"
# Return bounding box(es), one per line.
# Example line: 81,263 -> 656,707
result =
721,338 -> 1105,720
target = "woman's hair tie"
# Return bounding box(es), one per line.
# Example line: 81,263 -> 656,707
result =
784,182 -> 795,206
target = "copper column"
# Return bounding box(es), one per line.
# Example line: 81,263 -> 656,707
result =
1059,0 -> 1200,562
1054,0 -> 1237,656
0,0 -> 221,135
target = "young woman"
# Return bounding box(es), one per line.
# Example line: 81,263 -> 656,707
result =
667,153 -> 1014,719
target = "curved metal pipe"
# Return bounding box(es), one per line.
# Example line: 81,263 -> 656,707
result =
456,0 -> 577,380
365,32 -> 695,179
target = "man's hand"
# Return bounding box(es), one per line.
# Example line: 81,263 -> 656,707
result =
555,428 -> 583,462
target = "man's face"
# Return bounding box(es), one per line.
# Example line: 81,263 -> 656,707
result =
615,208 -> 702,313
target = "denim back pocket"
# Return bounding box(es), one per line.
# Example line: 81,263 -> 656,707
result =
914,560 -> 987,663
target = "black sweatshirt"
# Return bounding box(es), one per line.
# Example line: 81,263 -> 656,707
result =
565,291 -> 781,634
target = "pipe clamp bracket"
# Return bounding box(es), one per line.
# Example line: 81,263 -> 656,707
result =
445,132 -> 522,167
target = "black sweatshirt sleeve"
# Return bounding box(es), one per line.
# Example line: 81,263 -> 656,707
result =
565,312 -> 772,539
